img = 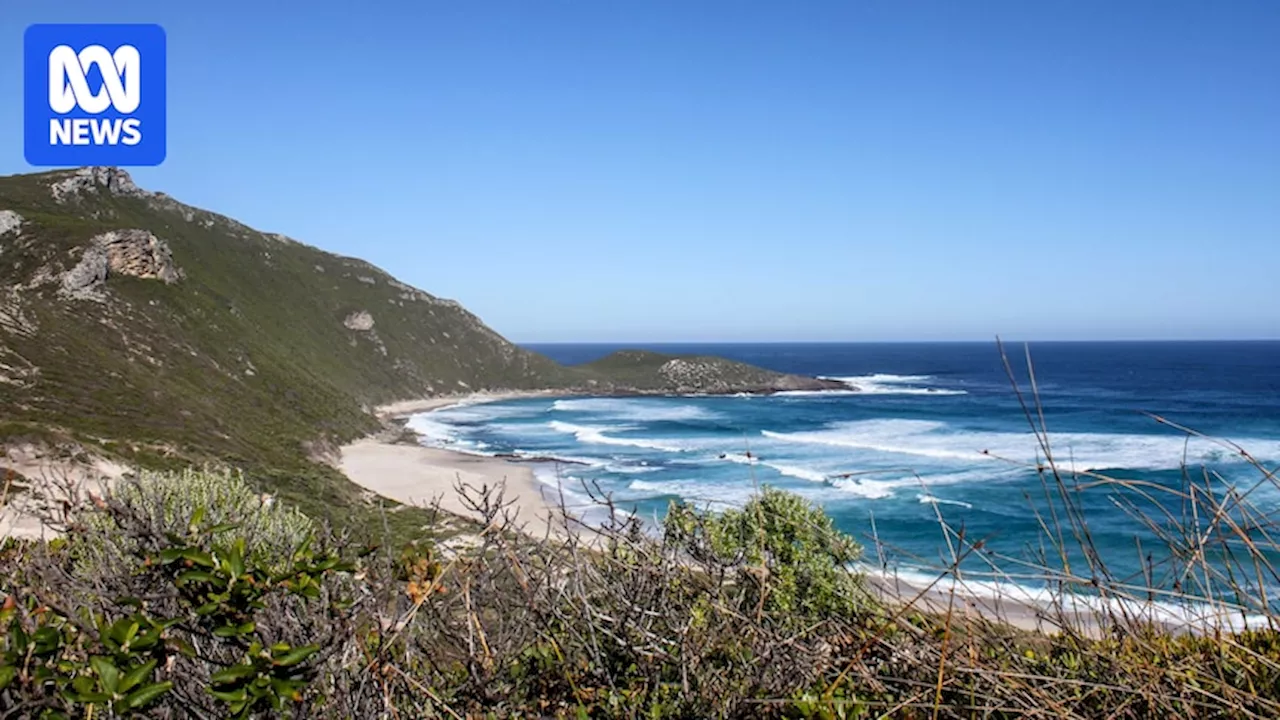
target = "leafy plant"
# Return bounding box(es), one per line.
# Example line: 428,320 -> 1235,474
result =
665,486 -> 867,619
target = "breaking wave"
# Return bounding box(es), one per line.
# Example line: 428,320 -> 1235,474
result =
823,373 -> 969,396
547,420 -> 688,453
762,418 -> 1280,472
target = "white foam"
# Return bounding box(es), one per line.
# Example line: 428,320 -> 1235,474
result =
832,373 -> 934,384
830,477 -> 899,499
917,494 -> 973,509
405,414 -> 462,444
819,373 -> 968,396
511,449 -> 606,467
764,462 -> 829,483
773,390 -> 861,397
606,462 -> 662,474
550,397 -> 720,422
828,468 -> 1018,500
762,418 -> 1280,472
547,420 -> 687,453
627,478 -> 751,509
716,453 -> 829,483
531,468 -> 604,512
720,452 -> 759,466
873,566 -> 1273,632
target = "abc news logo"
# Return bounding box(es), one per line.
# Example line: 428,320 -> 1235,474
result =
48,44 -> 143,146
24,24 -> 167,167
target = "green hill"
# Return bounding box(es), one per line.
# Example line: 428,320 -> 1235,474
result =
581,349 -> 847,393
0,167 -> 845,533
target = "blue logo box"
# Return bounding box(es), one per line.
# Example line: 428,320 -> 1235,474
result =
24,24 -> 167,167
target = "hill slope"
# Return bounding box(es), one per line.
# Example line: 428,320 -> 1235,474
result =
0,167 -> 843,530
581,350 -> 846,394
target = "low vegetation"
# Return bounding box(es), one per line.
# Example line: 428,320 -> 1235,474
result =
5,463 -> 1280,718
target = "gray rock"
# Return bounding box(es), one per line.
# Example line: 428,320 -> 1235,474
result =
344,311 -> 375,331
0,210 -> 23,237
60,246 -> 110,300
95,230 -> 183,284
50,167 -> 151,203
57,229 -> 183,301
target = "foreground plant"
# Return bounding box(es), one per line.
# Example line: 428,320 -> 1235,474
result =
0,470 -> 363,718
6,459 -> 1280,718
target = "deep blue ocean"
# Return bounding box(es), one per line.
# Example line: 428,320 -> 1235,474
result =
410,342 -> 1280,600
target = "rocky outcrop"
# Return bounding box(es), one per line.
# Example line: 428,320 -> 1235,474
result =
0,210 -> 22,237
50,167 -> 151,203
98,230 -> 183,283
59,230 -> 183,300
657,358 -> 848,394
581,350 -> 851,395
344,311 -> 375,331
60,245 -> 110,300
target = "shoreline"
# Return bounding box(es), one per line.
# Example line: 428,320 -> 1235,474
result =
373,389 -> 571,420
340,391 -> 585,537
340,392 -> 1088,632
339,392 -> 1069,631
342,392 -> 1261,637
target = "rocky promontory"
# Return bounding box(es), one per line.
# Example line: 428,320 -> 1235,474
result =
576,350 -> 852,395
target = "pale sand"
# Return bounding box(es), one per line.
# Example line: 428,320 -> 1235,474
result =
340,391 -> 585,536
0,446 -> 128,540
374,390 -> 570,420
339,437 -> 571,537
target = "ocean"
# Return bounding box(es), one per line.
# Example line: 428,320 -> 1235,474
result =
408,341 -> 1280,603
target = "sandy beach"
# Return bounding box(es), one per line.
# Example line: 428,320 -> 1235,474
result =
338,437 -> 576,536
373,390 -> 570,420
0,446 -> 126,540
340,391 -> 582,537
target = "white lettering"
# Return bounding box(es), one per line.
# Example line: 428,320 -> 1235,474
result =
121,118 -> 142,146
90,118 -> 123,145
49,118 -> 73,144
72,118 -> 91,145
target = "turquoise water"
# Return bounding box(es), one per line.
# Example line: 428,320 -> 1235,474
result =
410,342 -> 1280,607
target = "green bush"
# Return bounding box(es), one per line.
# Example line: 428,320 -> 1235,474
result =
664,486 -> 867,620
76,467 -> 314,573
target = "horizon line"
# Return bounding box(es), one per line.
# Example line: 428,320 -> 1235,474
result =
516,338 -> 1280,345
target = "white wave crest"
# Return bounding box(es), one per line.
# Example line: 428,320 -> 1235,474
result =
773,390 -> 862,397
871,567 -> 1272,633
829,468 -> 1019,500
550,397 -> 720,422
405,414 -> 458,444
821,373 -> 968,396
606,462 -> 662,474
626,478 -> 750,509
762,418 -> 1280,472
547,420 -> 687,453
917,494 -> 973,509
764,462 -> 829,482
511,449 -> 606,466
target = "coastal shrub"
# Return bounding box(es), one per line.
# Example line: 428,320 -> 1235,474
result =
74,467 -> 315,574
0,469 -> 374,718
102,467 -> 312,550
664,486 -> 867,620
8,461 -> 1280,717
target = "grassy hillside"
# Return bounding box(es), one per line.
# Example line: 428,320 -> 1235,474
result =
0,167 -> 840,534
0,168 -> 592,530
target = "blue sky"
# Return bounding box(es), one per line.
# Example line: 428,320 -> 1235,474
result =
2,1 -> 1277,342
